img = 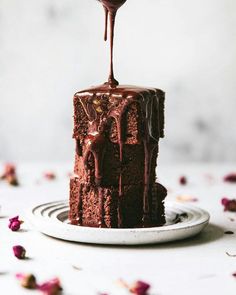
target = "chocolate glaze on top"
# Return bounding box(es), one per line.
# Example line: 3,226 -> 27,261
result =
75,84 -> 165,227
98,0 -> 127,87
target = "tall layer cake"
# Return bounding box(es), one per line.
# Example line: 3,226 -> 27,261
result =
69,84 -> 167,228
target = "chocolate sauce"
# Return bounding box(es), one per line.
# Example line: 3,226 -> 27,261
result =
84,132 -> 107,185
103,6 -> 108,41
76,84 -> 164,227
98,0 -> 127,87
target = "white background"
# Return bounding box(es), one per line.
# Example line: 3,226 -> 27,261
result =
0,0 -> 236,163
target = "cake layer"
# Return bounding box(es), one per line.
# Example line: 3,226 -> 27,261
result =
69,176 -> 166,228
73,85 -> 165,144
74,143 -> 158,186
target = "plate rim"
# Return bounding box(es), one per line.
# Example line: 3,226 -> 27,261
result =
27,200 -> 210,234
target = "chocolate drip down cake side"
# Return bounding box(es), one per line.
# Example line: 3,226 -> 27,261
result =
69,85 -> 167,228
69,0 -> 167,228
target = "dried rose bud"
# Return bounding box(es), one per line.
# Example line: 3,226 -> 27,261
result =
37,278 -> 62,295
221,198 -> 236,212
1,163 -> 19,186
13,245 -> 26,259
1,163 -> 15,178
129,280 -> 150,295
232,272 -> 236,277
224,173 -> 236,183
179,176 -> 187,185
44,172 -> 56,180
8,216 -> 24,231
16,273 -> 37,289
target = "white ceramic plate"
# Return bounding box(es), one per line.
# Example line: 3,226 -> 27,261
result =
27,200 -> 210,245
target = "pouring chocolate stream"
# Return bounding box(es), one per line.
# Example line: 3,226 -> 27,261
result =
98,0 -> 127,87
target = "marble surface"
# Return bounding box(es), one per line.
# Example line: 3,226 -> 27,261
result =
0,163 -> 236,294
0,0 -> 236,163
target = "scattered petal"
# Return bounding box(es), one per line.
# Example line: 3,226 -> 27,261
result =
8,175 -> 19,186
232,273 -> 236,277
224,173 -> 236,183
221,198 -> 236,212
176,195 -> 198,202
129,280 -> 151,295
8,216 -> 24,231
16,273 -> 37,289
1,163 -> 16,177
0,163 -> 19,186
226,252 -> 236,257
222,198 -> 229,206
115,279 -> 151,295
16,274 -> 62,294
224,231 -> 234,235
229,217 -> 235,222
13,245 -> 26,259
179,176 -> 187,185
37,277 -> 62,295
44,172 -> 56,180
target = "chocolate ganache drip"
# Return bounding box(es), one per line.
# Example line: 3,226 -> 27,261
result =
76,85 -> 164,227
98,0 -> 127,87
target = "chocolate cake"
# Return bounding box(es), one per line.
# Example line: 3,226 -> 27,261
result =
69,0 -> 167,228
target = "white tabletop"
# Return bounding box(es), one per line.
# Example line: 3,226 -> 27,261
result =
0,163 -> 236,295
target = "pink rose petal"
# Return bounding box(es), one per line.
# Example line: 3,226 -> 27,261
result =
1,163 -> 19,186
37,277 -> 62,295
129,280 -> 150,295
221,197 -> 236,212
44,172 -> 56,180
1,163 -> 16,178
